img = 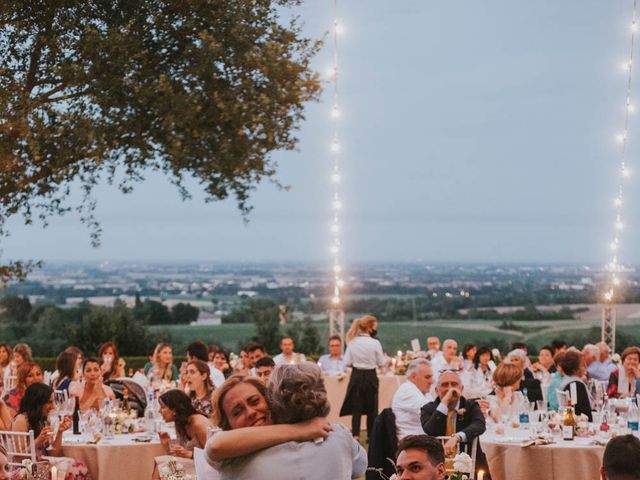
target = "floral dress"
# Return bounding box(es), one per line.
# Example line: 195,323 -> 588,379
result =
190,390 -> 213,416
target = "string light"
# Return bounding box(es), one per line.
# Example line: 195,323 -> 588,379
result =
328,0 -> 345,308
604,0 -> 637,303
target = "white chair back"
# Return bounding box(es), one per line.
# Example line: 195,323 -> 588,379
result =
556,389 -> 569,408
436,436 -> 478,480
0,430 -> 37,468
193,447 -> 220,480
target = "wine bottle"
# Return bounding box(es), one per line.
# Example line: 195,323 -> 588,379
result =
72,396 -> 81,435
562,399 -> 574,441
122,388 -> 131,413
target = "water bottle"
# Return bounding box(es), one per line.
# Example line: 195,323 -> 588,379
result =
144,388 -> 156,432
519,400 -> 530,425
628,400 -> 639,432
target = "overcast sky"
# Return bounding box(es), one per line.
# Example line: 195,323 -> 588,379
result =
4,1 -> 640,265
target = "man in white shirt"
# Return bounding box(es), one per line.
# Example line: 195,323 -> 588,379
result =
318,335 -> 346,375
589,341 -> 618,382
427,336 -> 442,361
273,336 -> 306,365
431,339 -> 462,383
392,359 -> 434,439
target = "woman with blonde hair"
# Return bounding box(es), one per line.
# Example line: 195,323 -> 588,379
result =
146,343 -> 179,386
339,315 -> 386,440
486,362 -> 525,423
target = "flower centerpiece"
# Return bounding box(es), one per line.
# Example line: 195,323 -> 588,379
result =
448,452 -> 473,480
159,457 -> 193,480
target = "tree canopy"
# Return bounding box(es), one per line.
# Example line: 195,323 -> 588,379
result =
0,0 -> 321,281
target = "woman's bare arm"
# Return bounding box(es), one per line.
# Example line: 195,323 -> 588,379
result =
206,418 -> 331,462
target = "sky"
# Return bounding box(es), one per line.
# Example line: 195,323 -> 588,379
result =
3,0 -> 640,265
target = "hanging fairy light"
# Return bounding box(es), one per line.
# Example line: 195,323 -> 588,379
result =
604,0 -> 638,304
329,2 -> 344,307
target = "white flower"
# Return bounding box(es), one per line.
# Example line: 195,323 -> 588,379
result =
612,353 -> 621,364
452,452 -> 473,474
491,348 -> 502,360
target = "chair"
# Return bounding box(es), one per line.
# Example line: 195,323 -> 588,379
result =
0,430 -> 36,468
556,389 -> 569,408
193,447 -> 220,480
366,408 -> 398,480
436,435 -> 478,480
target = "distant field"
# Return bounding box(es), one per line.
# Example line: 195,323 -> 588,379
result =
151,317 -> 640,354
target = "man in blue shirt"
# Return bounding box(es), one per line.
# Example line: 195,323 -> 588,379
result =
318,335 -> 346,375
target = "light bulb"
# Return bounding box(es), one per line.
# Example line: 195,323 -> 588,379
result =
337,279 -> 345,288
633,22 -> 638,32
331,105 -> 341,118
331,245 -> 339,254
334,265 -> 342,273
611,242 -> 618,251
629,104 -> 636,113
330,141 -> 341,152
622,61 -> 633,71
334,21 -> 344,34
616,220 -> 624,230
333,200 -> 342,210
331,173 -> 341,183
615,197 -> 623,206
622,167 -> 631,177
617,133 -> 627,142
330,223 -> 340,233
332,296 -> 341,305
604,290 -> 613,301
613,277 -> 621,286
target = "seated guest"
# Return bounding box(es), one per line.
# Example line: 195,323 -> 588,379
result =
246,343 -> 267,375
392,359 -> 434,439
559,350 -> 592,421
98,341 -> 125,381
318,335 -> 347,375
209,364 -> 366,480
147,343 -> 179,385
601,434 -> 640,480
420,371 -> 486,457
12,383 -> 90,478
12,344 -> 32,370
426,337 -> 442,361
551,340 -> 568,356
235,348 -> 252,375
589,342 -> 618,382
582,344 -> 600,379
461,344 -> 477,371
273,336 -> 306,366
69,358 -> 115,410
184,360 -> 215,416
547,351 -> 566,412
394,434 -> 446,480
0,344 -> 12,388
53,350 -> 78,392
154,389 -> 212,478
186,341 -> 224,387
607,347 -> 640,398
472,347 -> 496,383
506,349 -> 542,403
3,362 -> 44,417
486,363 -> 526,423
531,346 -> 556,378
431,339 -> 462,383
255,356 -> 275,384
210,346 -> 233,378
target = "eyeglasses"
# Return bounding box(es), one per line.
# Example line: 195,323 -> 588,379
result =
438,368 -> 461,373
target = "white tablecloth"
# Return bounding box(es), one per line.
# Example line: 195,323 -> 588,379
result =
62,432 -> 166,480
481,430 -> 605,480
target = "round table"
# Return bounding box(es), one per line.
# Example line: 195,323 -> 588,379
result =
481,430 -> 605,480
61,432 -> 166,480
